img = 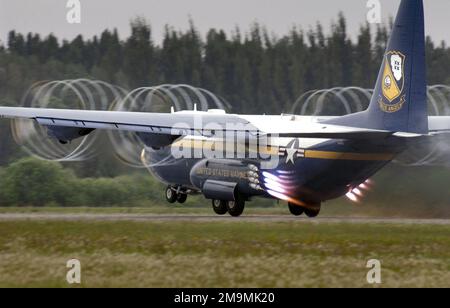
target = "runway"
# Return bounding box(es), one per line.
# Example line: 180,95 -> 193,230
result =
0,213 -> 449,225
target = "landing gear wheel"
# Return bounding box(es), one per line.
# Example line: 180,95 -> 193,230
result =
288,203 -> 304,216
304,208 -> 320,218
227,196 -> 245,217
177,194 -> 187,204
212,200 -> 228,215
165,186 -> 178,204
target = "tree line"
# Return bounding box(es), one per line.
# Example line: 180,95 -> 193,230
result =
2,15 -> 450,114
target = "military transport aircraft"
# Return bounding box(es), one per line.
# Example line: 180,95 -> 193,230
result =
0,0 -> 449,217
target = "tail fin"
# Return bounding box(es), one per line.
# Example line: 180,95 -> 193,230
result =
327,0 -> 428,134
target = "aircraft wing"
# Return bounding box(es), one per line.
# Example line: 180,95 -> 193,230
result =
0,107 -> 250,136
0,107 -> 397,140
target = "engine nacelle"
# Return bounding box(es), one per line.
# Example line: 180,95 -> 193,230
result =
136,132 -> 180,150
46,126 -> 95,144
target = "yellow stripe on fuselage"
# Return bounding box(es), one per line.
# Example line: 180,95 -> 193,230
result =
304,150 -> 395,161
171,139 -> 395,161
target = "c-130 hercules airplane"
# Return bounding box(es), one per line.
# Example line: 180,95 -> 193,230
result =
1,0 -> 449,217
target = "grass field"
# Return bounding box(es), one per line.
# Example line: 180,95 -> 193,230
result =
0,214 -> 449,288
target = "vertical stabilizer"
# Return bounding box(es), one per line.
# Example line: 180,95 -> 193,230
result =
327,0 -> 428,134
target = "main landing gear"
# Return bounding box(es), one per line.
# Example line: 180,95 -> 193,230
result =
288,202 -> 321,218
165,186 -> 188,204
212,194 -> 246,217
212,200 -> 228,215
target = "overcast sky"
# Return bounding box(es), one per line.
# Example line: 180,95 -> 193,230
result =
1,0 -> 449,46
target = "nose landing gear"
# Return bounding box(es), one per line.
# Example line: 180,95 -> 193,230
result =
165,186 -> 188,204
165,186 -> 178,204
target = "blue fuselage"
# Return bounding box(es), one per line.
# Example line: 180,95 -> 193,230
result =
148,137 -> 405,204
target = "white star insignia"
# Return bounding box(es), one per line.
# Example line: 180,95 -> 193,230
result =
285,145 -> 297,164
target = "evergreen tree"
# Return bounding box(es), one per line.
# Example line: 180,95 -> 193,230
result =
354,23 -> 374,88
123,18 -> 155,87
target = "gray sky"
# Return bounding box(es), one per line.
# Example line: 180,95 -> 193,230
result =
1,0 -> 450,46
